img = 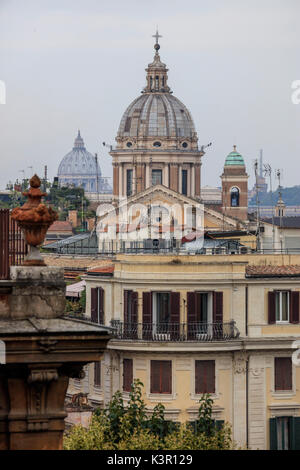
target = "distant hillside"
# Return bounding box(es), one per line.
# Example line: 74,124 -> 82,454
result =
249,186 -> 300,206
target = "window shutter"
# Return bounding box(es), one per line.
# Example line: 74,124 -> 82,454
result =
124,290 -> 129,324
291,291 -> 300,324
99,288 -> 104,324
143,292 -> 152,339
269,418 -> 277,450
162,361 -> 172,394
151,360 -> 172,394
195,360 -> 215,394
290,417 -> 300,450
123,359 -> 133,392
275,357 -> 292,391
91,288 -> 98,323
94,361 -> 101,387
213,292 -> 223,323
150,360 -> 160,394
132,292 -> 138,324
268,291 -> 276,324
187,292 -> 196,339
170,292 -> 180,340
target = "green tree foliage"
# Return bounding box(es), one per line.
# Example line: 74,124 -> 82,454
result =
46,185 -> 90,221
64,380 -> 234,450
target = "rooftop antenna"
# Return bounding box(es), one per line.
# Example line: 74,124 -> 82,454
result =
276,169 -> 284,251
254,159 -> 261,251
263,163 -> 275,251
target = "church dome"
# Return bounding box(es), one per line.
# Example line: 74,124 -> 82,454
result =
57,131 -> 113,194
118,94 -> 196,139
225,146 -> 245,166
58,131 -> 102,177
116,36 -> 197,146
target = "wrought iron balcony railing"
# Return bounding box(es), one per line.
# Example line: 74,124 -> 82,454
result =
110,321 -> 240,342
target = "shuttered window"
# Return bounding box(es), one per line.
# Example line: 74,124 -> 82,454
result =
270,417 -> 300,450
268,291 -> 299,324
91,287 -> 104,324
195,360 -> 215,394
123,358 -> 133,392
150,360 -> 172,394
94,361 -> 101,387
275,357 -> 292,391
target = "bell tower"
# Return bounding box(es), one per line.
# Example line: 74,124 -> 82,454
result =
221,146 -> 249,221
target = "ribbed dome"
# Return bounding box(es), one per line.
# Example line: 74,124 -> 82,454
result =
225,146 -> 245,166
117,93 -> 196,139
117,39 -> 197,142
58,131 -> 102,177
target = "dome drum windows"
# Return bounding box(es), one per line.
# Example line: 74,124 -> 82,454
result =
230,187 -> 240,207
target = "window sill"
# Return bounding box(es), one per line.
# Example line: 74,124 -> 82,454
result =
147,393 -> 176,402
191,392 -> 218,401
272,390 -> 295,399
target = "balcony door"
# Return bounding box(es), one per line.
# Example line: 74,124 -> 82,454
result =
187,291 -> 223,340
142,292 -> 180,340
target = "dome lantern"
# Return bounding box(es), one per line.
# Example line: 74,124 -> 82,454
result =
143,29 -> 171,94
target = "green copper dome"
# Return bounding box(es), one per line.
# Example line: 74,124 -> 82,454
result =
225,146 -> 245,166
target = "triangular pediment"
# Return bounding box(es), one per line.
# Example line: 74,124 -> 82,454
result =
99,185 -> 245,231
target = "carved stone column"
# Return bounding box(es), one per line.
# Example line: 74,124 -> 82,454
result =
232,351 -> 248,448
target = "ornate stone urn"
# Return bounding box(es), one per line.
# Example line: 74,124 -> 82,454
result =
11,174 -> 57,266
0,174 -> 112,449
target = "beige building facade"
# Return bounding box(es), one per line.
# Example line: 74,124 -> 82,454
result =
67,253 -> 300,450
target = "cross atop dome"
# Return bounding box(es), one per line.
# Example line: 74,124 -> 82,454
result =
152,28 -> 162,51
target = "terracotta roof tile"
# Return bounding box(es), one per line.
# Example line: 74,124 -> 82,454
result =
87,265 -> 115,276
246,265 -> 300,277
48,221 -> 73,232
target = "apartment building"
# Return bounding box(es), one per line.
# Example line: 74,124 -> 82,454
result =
67,253 -> 300,450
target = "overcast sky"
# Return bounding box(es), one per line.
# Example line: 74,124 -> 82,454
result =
1,0 -> 300,190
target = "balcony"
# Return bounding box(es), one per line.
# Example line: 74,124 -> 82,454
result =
110,321 -> 240,342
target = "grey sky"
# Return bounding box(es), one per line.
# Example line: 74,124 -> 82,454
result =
1,0 -> 300,190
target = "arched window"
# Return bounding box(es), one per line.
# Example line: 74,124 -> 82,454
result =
150,76 -> 153,88
231,187 -> 240,207
155,75 -> 159,89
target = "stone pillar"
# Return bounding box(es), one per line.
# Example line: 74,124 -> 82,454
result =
232,351 -> 248,448
191,164 -> 195,197
195,164 -> 201,197
145,164 -> 150,189
170,164 -> 178,192
163,164 -> 169,187
178,165 -> 182,194
0,267 -> 111,450
113,164 -> 119,197
248,355 -> 266,449
118,164 -> 123,197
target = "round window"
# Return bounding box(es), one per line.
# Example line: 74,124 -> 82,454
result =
182,142 -> 188,148
153,141 -> 161,147
126,142 -> 132,148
